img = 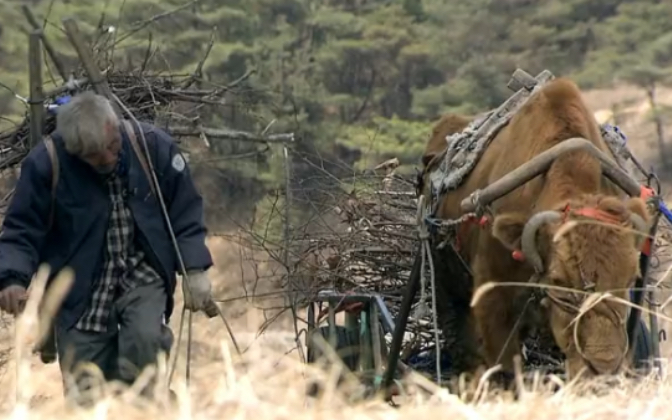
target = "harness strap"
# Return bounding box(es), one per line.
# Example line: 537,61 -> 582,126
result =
453,214 -> 488,253
42,119 -> 158,229
44,136 -> 58,230
569,207 -> 623,225
121,119 -> 157,197
639,185 -> 656,256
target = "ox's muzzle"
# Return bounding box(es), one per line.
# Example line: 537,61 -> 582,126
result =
546,292 -> 629,376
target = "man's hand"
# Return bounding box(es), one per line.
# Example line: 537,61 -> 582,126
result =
182,270 -> 212,312
0,285 -> 27,316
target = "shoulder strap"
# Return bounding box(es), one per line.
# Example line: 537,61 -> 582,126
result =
41,123 -> 157,229
122,119 -> 157,197
44,136 -> 58,229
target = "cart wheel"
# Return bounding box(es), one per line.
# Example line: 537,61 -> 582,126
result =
633,318 -> 653,370
306,326 -> 361,371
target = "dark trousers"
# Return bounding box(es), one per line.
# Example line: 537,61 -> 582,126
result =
55,280 -> 173,404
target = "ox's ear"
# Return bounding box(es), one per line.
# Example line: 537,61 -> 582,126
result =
422,114 -> 472,168
421,135 -> 444,168
625,196 -> 652,249
624,196 -> 650,223
421,151 -> 439,167
491,212 -> 528,251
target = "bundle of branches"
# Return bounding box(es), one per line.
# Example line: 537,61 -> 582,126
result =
0,9 -> 293,215
281,160 -> 563,379
288,160 -> 672,380
233,142 -> 672,384
0,72 -> 185,167
277,161 -> 464,379
0,70 -> 263,162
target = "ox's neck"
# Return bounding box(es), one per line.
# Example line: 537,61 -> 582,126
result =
534,152 -> 607,211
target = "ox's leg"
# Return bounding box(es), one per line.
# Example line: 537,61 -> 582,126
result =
471,281 -> 522,387
430,243 -> 483,378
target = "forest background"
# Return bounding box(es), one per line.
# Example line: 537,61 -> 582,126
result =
1,0 -> 672,239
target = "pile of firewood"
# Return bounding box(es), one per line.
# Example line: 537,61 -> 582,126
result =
287,157 -> 672,380
0,7 -> 293,213
0,70 -> 271,167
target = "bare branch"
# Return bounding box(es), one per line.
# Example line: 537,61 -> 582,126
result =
181,26 -> 217,90
169,126 -> 294,143
113,0 -> 199,46
21,6 -> 68,82
219,68 -> 256,92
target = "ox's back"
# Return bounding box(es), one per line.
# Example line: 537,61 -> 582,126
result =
434,78 -> 622,224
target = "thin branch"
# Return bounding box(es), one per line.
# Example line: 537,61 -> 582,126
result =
168,126 -> 295,143
220,68 -> 256,92
113,0 -> 199,46
181,26 -> 217,90
191,68 -> 256,93
192,148 -> 270,163
140,32 -> 154,73
21,5 -> 68,82
0,82 -> 28,106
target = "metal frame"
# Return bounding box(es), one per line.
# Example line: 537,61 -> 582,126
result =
304,289 -> 407,393
629,208 -> 660,365
306,289 -> 397,335
632,196 -> 672,375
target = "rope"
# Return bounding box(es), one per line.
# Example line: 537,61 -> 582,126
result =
415,195 -> 442,385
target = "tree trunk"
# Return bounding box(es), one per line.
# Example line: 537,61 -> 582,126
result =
645,84 -> 669,172
611,102 -> 621,126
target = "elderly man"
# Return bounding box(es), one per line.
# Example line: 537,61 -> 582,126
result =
0,91 -> 213,402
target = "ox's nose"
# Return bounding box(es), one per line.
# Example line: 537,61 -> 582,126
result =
582,345 -> 625,375
586,358 -> 621,375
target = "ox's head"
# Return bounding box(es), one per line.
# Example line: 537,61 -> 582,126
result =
491,194 -> 650,378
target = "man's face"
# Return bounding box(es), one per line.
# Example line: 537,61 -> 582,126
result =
80,120 -> 122,174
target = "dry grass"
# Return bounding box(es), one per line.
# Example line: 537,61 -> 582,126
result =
2,297 -> 672,420
0,234 -> 669,420
0,84 -> 670,418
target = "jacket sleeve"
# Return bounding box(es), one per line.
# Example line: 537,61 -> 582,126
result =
0,149 -> 52,289
151,126 -> 213,273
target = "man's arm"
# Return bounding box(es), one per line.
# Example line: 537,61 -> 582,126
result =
0,149 -> 52,289
150,126 -> 213,273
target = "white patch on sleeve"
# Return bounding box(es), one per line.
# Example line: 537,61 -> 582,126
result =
171,153 -> 186,172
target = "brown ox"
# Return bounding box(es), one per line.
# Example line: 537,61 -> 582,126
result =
419,78 -> 650,381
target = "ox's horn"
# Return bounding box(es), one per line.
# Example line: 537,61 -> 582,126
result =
520,211 -> 563,273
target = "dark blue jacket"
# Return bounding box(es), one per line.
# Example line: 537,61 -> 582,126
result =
0,120 -> 213,329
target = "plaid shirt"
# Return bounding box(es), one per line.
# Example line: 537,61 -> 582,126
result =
75,173 -> 161,333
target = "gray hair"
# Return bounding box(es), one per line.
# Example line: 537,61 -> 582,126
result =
56,91 -> 119,156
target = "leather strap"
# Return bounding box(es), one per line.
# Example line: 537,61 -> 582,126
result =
44,136 -> 58,229
43,119 -> 157,230
122,119 -> 157,197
